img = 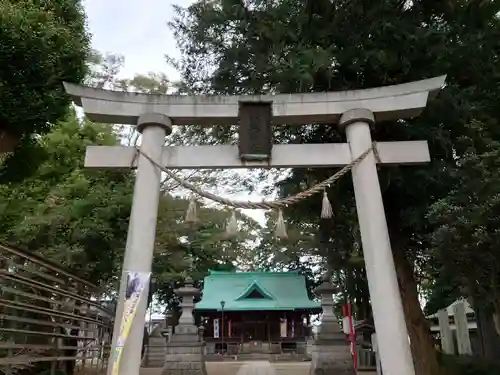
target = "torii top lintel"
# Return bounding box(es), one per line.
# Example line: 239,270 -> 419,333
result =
63,76 -> 446,126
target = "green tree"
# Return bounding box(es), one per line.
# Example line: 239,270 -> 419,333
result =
0,110 -> 261,299
169,1 -> 500,373
428,122 -> 500,358
0,0 -> 89,152
0,112 -> 134,287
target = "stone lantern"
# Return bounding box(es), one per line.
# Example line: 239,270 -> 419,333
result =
172,277 -> 200,339
162,277 -> 207,375
308,272 -> 355,375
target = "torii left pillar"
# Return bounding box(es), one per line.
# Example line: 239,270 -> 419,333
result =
108,113 -> 171,375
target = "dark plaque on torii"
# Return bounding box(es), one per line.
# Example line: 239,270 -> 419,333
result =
238,101 -> 273,161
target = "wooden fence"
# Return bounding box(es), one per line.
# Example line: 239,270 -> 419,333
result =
0,243 -> 114,375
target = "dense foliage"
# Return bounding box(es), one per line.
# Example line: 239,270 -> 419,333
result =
0,113 -> 134,285
0,0 -> 89,139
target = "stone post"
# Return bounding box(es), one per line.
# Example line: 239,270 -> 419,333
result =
166,310 -> 175,342
168,326 -> 173,342
438,309 -> 454,354
339,109 -> 415,375
142,325 -> 168,368
162,277 -> 207,375
198,325 -> 206,343
108,113 -> 171,375
454,301 -> 472,355
309,276 -> 355,375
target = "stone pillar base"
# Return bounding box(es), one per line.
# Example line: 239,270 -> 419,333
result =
309,338 -> 355,375
161,341 -> 207,375
142,336 -> 167,368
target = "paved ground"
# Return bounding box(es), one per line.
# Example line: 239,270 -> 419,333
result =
141,362 -> 308,375
139,362 -> 376,375
78,362 -> 376,375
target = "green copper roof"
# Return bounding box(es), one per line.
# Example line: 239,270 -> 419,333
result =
195,270 -> 321,311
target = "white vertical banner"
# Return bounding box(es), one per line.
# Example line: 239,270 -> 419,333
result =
213,318 -> 220,339
280,318 -> 287,338
111,271 -> 151,375
343,317 -> 351,335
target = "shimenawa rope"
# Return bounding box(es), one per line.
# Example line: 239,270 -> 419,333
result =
134,142 -> 380,210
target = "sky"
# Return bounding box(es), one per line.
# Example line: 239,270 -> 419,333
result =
83,0 -> 194,81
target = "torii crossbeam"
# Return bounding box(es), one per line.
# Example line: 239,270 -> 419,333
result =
84,142 -> 430,169
65,75 -> 446,375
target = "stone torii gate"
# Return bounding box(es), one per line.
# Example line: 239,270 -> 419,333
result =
64,75 -> 446,375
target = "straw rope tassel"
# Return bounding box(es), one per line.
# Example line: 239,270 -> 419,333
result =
275,209 -> 288,239
185,196 -> 198,223
225,210 -> 239,239
321,191 -> 333,219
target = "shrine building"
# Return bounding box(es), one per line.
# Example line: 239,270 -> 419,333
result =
195,270 -> 321,358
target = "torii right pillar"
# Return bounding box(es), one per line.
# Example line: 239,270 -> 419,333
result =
339,108 -> 415,375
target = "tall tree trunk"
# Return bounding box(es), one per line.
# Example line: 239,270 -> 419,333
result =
472,299 -> 500,359
469,274 -> 500,359
384,211 -> 446,375
392,247 -> 443,375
